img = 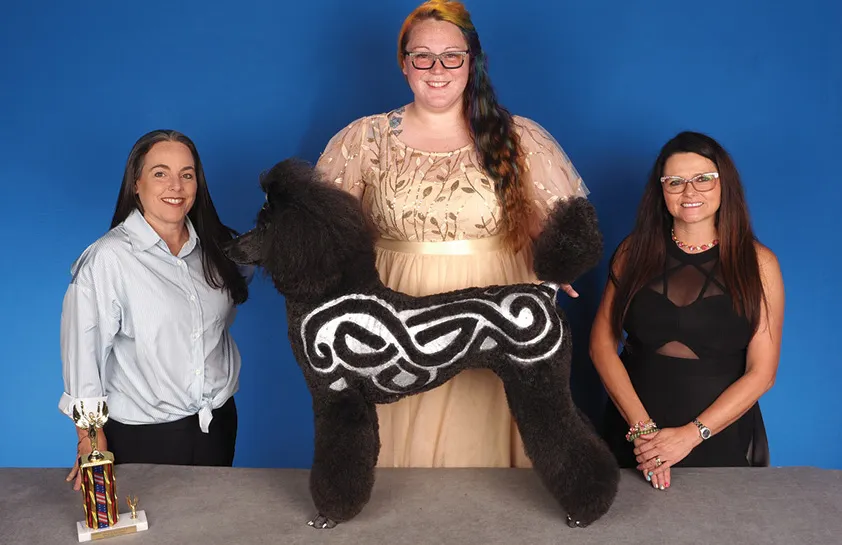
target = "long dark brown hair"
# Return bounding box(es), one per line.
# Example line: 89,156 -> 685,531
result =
398,1 -> 532,249
610,131 -> 763,340
111,129 -> 249,305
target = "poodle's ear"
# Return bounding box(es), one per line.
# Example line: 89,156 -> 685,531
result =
223,228 -> 264,265
259,205 -> 371,300
247,156 -> 379,300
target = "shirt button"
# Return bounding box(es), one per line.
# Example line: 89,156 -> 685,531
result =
190,295 -> 196,301
195,369 -> 201,376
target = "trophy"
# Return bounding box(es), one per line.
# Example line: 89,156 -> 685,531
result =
72,401 -> 149,542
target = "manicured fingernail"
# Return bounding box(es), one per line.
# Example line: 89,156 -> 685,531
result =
648,471 -> 654,477
646,475 -> 651,482
660,485 -> 665,490
666,482 -> 670,488
652,482 -> 658,489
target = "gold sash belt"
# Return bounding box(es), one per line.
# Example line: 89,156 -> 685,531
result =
375,233 -> 506,255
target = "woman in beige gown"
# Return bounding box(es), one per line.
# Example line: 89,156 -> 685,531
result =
315,0 -> 589,468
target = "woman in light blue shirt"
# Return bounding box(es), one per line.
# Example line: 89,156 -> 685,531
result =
60,130 -> 250,489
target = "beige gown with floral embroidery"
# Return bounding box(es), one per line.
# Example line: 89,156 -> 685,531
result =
316,108 -> 589,468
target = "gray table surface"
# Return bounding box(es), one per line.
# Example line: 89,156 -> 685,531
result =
2,465 -> 841,544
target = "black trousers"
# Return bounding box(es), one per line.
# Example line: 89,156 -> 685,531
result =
104,397 -> 238,466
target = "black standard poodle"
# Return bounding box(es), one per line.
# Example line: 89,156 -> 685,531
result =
225,159 -> 619,530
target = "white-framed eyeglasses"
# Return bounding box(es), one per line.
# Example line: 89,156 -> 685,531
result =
404,51 -> 469,70
660,172 -> 719,194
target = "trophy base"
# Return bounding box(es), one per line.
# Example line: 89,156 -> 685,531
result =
76,510 -> 148,542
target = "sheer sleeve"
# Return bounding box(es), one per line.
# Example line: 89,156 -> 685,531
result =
608,236 -> 631,286
515,116 -> 589,222
315,116 -> 378,200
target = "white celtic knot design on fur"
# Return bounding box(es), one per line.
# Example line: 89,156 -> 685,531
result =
301,284 -> 563,394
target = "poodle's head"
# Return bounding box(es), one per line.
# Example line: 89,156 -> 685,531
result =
224,158 -> 378,301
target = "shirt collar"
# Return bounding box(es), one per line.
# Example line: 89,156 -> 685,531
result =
124,208 -> 199,256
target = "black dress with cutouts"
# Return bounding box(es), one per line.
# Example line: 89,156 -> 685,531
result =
602,237 -> 769,468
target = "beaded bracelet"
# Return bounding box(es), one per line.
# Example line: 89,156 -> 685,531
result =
625,419 -> 658,442
626,427 -> 659,442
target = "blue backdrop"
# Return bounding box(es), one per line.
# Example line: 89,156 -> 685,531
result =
1,0 -> 839,469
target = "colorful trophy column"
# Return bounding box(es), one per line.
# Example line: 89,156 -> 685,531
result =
80,457 -> 119,529
72,401 -> 149,542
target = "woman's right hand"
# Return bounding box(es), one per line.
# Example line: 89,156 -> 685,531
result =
634,433 -> 669,491
559,283 -> 580,298
67,428 -> 107,491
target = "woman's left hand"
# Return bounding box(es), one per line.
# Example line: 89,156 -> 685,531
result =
634,424 -> 701,476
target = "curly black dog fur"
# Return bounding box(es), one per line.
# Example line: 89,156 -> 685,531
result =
225,159 -> 619,529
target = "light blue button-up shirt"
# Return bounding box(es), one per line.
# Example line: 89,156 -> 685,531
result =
59,209 -> 246,433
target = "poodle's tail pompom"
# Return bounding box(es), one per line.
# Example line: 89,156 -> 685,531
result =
533,197 -> 604,285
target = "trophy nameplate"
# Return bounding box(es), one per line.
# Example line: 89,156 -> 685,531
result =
72,401 -> 149,541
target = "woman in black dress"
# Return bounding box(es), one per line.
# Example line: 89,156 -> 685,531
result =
589,132 -> 785,491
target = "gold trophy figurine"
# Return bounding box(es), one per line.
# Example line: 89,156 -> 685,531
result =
72,401 -> 149,542
126,496 -> 139,519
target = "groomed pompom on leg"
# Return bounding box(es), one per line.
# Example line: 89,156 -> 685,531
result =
497,355 -> 619,527
533,197 -> 604,286
308,390 -> 380,528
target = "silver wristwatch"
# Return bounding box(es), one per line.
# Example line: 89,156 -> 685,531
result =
693,419 -> 712,440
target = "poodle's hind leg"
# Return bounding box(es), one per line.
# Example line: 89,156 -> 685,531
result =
499,364 -> 619,527
308,389 -> 380,529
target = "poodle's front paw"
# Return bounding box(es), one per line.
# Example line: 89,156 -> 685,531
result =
566,514 -> 588,529
307,513 -> 338,529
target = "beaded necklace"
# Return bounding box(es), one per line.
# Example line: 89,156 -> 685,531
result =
671,228 -> 719,253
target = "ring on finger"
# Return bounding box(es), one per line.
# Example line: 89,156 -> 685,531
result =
655,456 -> 663,467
